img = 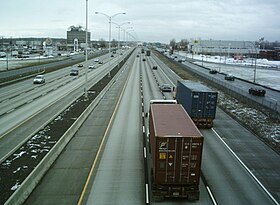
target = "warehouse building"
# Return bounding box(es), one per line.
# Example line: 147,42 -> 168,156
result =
189,39 -> 260,57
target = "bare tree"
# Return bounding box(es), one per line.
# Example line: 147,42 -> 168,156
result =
170,39 -> 176,50
99,38 -> 106,48
179,39 -> 189,50
111,39 -> 118,47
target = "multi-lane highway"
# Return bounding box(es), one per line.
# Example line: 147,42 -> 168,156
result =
0,50 -> 130,162
165,53 -> 280,114
1,47 -> 279,205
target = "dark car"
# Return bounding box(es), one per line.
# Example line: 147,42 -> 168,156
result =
209,69 -> 218,74
160,84 -> 172,92
249,87 -> 266,96
136,54 -> 139,57
77,64 -> 83,67
70,68 -> 79,76
225,74 -> 235,81
98,61 -> 103,64
152,66 -> 158,70
111,54 -> 114,57
142,58 -> 146,61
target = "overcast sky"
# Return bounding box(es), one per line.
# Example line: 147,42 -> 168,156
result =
1,0 -> 280,43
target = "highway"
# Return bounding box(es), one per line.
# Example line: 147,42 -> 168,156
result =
85,53 -> 144,204
0,50 -> 129,163
168,54 -> 280,113
0,50 -> 107,81
0,48 -> 279,205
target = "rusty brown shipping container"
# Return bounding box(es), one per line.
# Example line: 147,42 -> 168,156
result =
149,103 -> 203,200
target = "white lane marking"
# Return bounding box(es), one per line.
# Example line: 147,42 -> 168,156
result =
206,186 -> 218,205
144,147 -> 147,158
145,183 -> 149,204
212,128 -> 279,205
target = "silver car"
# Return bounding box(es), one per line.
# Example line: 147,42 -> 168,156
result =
160,84 -> 172,92
33,75 -> 45,84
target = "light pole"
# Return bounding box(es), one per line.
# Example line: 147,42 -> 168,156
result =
126,31 -> 136,46
124,27 -> 133,48
247,41 -> 259,83
95,12 -> 126,58
219,40 -> 222,72
84,0 -> 89,99
112,22 -> 130,68
112,22 -> 130,53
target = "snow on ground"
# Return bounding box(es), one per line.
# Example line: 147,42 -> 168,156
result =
0,52 -> 80,71
157,50 -> 280,152
218,91 -> 280,152
178,51 -> 280,69
175,51 -> 280,91
0,55 -> 57,71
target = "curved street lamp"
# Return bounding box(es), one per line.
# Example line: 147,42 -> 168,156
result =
112,22 -> 130,52
112,22 -> 130,68
95,12 -> 126,57
122,27 -> 133,48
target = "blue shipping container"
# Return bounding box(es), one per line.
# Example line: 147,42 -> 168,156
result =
176,80 -> 218,119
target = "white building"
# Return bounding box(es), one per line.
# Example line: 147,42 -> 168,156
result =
43,38 -> 53,56
189,39 -> 260,57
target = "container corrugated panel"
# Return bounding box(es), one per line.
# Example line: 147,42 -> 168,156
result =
176,80 -> 218,119
149,104 -> 203,199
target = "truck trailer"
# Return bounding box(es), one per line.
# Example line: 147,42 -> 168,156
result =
149,103 -> 203,200
175,80 -> 218,128
146,50 -> 151,56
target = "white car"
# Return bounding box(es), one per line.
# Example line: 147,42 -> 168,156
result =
94,58 -> 99,62
88,64 -> 95,69
33,75 -> 45,84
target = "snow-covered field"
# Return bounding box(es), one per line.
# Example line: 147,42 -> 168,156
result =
0,52 -> 77,71
175,51 -> 280,91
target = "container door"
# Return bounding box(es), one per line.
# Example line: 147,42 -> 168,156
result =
156,138 -> 178,184
180,138 -> 203,184
204,92 -> 217,118
165,138 -> 177,183
191,92 -> 203,118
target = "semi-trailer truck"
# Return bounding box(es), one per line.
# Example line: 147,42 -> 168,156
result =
175,80 -> 218,128
149,103 -> 203,200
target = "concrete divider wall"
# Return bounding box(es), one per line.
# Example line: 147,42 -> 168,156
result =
4,50 -> 134,205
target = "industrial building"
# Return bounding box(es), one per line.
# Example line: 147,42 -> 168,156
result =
189,39 -> 260,57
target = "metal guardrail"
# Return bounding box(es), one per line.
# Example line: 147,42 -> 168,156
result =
172,59 -> 280,114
